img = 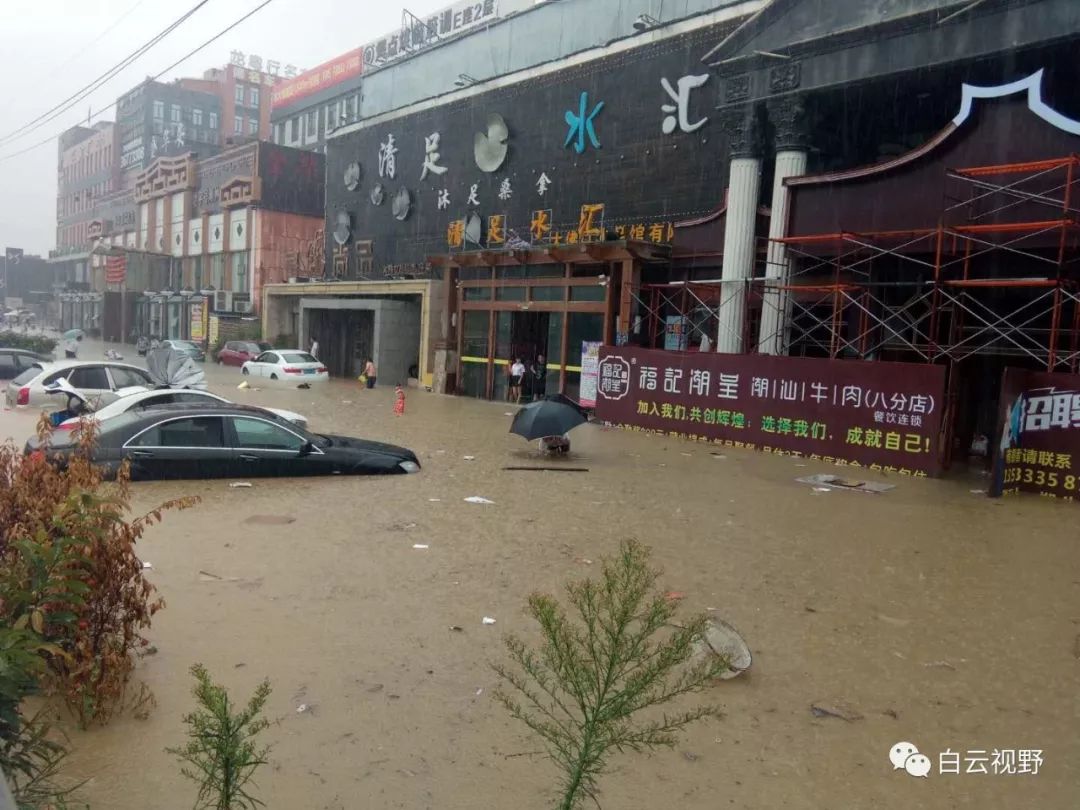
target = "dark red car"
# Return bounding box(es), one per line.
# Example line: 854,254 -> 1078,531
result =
216,340 -> 263,367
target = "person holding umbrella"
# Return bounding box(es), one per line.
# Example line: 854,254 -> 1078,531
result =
62,329 -> 83,359
509,394 -> 587,456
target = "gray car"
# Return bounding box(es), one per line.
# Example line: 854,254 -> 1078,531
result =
5,360 -> 154,409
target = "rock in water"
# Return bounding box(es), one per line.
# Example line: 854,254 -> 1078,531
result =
692,618 -> 752,679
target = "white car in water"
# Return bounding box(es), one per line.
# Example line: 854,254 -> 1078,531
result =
241,350 -> 328,383
55,388 -> 308,430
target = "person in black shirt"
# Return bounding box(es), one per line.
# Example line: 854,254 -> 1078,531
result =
530,354 -> 547,401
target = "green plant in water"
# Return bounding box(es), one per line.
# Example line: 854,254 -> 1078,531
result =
493,539 -> 730,810
0,627 -> 82,809
168,665 -> 272,810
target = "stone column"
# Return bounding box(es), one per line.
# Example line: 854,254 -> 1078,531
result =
758,96 -> 809,355
717,106 -> 763,354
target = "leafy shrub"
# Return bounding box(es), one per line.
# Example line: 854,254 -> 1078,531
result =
0,419 -> 196,727
0,331 -> 56,355
494,540 -> 729,810
168,665 -> 273,810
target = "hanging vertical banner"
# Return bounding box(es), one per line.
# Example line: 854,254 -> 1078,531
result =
991,368 -> 1080,502
579,341 -> 602,407
190,302 -> 206,341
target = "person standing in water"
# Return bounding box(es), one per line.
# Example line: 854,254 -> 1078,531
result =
363,358 -> 377,389
530,354 -> 547,401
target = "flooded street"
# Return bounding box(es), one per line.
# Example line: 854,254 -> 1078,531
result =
2,350 -> 1078,809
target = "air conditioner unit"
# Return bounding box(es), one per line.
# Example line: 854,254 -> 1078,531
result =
213,290 -> 232,311
233,301 -> 254,314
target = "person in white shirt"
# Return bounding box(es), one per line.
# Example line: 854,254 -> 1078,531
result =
509,358 -> 526,403
310,339 -> 319,359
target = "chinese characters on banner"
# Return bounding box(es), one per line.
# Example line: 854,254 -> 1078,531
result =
594,347 -> 947,475
579,342 -> 602,408
991,368 -> 1080,502
189,302 -> 206,342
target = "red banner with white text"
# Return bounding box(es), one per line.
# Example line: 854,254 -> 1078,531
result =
594,347 -> 948,476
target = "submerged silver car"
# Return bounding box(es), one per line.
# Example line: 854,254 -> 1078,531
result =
5,360 -> 153,409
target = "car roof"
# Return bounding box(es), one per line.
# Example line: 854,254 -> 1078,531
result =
130,402 -> 300,422
34,359 -> 146,371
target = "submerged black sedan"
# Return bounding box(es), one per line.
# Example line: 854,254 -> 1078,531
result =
25,404 -> 421,480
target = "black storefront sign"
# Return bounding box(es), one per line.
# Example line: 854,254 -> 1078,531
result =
326,20 -> 741,279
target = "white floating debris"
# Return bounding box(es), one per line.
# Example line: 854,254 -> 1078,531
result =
412,544 -> 429,550
428,498 -> 441,502
229,482 -> 253,489
465,496 -> 495,505
140,561 -> 153,570
296,703 -> 311,714
482,616 -> 497,625
475,687 -> 483,696
463,455 -> 476,461
237,381 -> 249,390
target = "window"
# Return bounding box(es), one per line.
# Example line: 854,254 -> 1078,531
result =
208,111 -> 218,129
255,352 -> 278,364
290,117 -> 299,141
129,417 -> 226,448
170,104 -> 181,123
306,110 -> 317,137
281,352 -> 317,364
66,366 -> 110,390
109,366 -> 152,388
248,117 -> 258,135
152,100 -> 164,119
235,84 -> 245,104
273,123 -> 280,143
192,108 -> 203,126
232,417 -> 304,451
234,117 -> 244,135
348,94 -> 358,121
12,366 -> 42,386
249,86 -> 259,107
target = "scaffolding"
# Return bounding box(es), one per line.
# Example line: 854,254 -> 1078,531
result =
751,156 -> 1080,371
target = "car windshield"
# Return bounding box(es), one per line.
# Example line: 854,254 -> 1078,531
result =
238,342 -> 261,353
281,352 -> 317,364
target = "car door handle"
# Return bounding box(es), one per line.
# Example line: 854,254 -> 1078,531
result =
239,454 -> 259,462
130,450 -> 153,458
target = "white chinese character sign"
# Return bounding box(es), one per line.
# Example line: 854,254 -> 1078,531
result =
593,345 -> 947,475
992,368 -> 1080,502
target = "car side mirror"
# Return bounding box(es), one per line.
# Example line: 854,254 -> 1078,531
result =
299,440 -> 315,457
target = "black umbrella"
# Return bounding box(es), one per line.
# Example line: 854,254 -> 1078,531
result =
510,398 -> 587,441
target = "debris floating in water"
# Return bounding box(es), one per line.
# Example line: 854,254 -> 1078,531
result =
482,616 -> 497,625
464,496 -> 495,505
229,482 -> 253,489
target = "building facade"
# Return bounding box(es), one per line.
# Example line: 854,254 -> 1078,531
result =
266,0 -> 744,387
56,122 -> 117,252
270,49 -> 364,153
179,62 -> 278,146
61,141 -> 324,344
297,0 -> 1080,462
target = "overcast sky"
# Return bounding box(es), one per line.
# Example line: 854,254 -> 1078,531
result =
0,0 -> 449,256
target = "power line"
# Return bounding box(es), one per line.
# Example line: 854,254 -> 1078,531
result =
51,0 -> 153,77
0,0 -> 212,145
0,0 -> 151,114
0,0 -> 278,164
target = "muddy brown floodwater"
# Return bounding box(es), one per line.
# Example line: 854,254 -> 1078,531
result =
2,351 -> 1078,809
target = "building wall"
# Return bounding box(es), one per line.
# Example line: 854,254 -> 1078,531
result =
115,80 -> 224,181
324,13 -> 750,275
251,209 -> 325,301
356,0 -> 754,119
57,123 -> 116,250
